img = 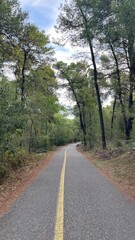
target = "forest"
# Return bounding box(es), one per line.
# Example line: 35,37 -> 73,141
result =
55,0 -> 135,150
0,0 -> 79,181
0,0 -> 135,182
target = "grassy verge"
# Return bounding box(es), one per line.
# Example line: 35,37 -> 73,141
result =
78,146 -> 135,200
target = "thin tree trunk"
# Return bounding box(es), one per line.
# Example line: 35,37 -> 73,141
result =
60,68 -> 87,147
126,70 -> 134,139
111,95 -> 117,137
79,7 -> 107,149
82,100 -> 87,148
21,51 -> 27,103
71,84 -> 87,147
109,41 -> 129,139
29,112 -> 39,150
88,41 -> 106,149
28,120 -> 33,153
126,34 -> 135,139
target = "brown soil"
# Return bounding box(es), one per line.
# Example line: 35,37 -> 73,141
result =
78,147 -> 135,203
0,150 -> 57,217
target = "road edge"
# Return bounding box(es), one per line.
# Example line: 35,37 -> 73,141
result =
0,148 -> 60,218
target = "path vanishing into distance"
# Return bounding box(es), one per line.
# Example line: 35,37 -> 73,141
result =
0,144 -> 135,240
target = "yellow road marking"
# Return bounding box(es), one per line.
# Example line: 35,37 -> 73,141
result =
54,148 -> 68,240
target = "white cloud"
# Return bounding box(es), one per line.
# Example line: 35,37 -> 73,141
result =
46,26 -> 93,65
20,0 -> 65,30
20,0 -> 63,11
19,0 -> 61,20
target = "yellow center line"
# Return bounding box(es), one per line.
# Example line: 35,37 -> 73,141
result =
54,148 -> 68,240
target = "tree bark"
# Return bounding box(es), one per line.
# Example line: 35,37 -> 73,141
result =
79,7 -> 107,149
21,51 -> 27,103
69,80 -> 87,147
109,41 -> 129,139
89,40 -> 107,149
127,34 -> 135,139
111,95 -> 117,137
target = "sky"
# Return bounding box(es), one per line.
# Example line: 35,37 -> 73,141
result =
19,0 -> 76,110
20,0 -> 63,29
19,0 -> 111,107
19,0 -> 74,63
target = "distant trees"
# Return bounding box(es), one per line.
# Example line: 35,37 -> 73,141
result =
55,61 -> 98,148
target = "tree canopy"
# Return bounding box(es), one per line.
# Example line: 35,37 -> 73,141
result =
1,0 -> 135,182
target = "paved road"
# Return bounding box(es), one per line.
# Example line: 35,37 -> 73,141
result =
0,144 -> 135,239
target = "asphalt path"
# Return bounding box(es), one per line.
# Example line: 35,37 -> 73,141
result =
0,144 -> 135,239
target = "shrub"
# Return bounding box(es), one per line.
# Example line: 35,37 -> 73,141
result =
5,148 -> 26,170
0,162 -> 8,183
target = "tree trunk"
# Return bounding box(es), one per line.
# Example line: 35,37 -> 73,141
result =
126,69 -> 134,139
29,112 -> 39,150
21,51 -> 27,103
68,79 -> 87,148
125,35 -> 135,139
89,40 -> 107,149
109,41 -> 130,139
79,7 -> 107,149
111,95 -> 117,137
126,118 -> 133,140
28,120 -> 33,153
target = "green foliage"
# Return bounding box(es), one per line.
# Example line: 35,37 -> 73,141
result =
0,0 -> 79,183
4,148 -> 26,170
55,61 -> 100,148
0,147 -> 27,183
0,161 -> 8,182
55,0 -> 135,148
53,114 -> 79,146
1,0 -> 135,183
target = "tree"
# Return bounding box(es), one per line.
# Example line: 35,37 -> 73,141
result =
97,0 -> 135,140
24,64 -> 59,152
0,0 -> 27,66
53,113 -> 79,146
55,61 -> 100,148
56,0 -> 107,149
13,24 -> 53,103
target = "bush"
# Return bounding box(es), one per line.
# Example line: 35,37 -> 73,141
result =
115,140 -> 123,147
4,148 -> 26,170
0,162 -> 8,183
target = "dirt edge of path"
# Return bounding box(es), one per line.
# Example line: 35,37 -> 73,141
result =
77,147 -> 135,204
0,149 -> 58,217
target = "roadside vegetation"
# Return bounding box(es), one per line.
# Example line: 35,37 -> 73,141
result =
79,147 -> 135,200
54,0 -> 135,197
56,0 -> 135,150
0,0 -> 79,184
1,0 -> 135,197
